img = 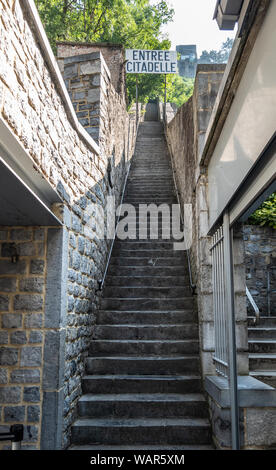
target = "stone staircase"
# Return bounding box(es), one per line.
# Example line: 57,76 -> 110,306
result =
70,120 -> 212,450
248,315 -> 276,388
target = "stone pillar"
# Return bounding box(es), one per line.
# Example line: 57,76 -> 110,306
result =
63,51 -> 107,145
193,66 -> 227,378
41,226 -> 69,450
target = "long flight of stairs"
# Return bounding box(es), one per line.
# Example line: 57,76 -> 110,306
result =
70,119 -> 213,450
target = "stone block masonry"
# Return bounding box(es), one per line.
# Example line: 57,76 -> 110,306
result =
243,225 -> 276,315
57,42 -> 126,98
0,227 -> 47,450
0,0 -> 138,450
59,45 -> 136,212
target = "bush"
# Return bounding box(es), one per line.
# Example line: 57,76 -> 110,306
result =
247,192 -> 276,229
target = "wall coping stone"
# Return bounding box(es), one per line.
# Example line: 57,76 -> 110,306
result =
21,0 -> 100,156
205,375 -> 276,408
64,51 -> 111,80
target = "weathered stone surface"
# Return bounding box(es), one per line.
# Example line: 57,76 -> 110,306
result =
246,408 -> 276,447
23,387 -> 40,403
208,397 -> 244,449
27,405 -> 40,423
0,386 -> 21,404
20,347 -> 42,367
28,331 -> 43,343
0,277 -> 17,292
10,331 -> 27,345
4,406 -> 25,422
0,259 -> 26,275
0,331 -> 8,344
0,295 -> 9,311
30,260 -> 45,275
14,294 -> 43,311
19,277 -> 44,293
0,347 -> 18,366
10,369 -> 40,384
0,369 -> 8,384
24,314 -> 43,329
244,225 -> 275,315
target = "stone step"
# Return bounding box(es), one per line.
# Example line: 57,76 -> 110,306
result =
124,191 -> 175,196
109,251 -> 184,259
113,234 -> 182,241
81,374 -> 202,394
125,188 -> 174,194
129,167 -> 171,171
128,168 -> 171,171
128,177 -> 174,182
77,393 -> 208,419
97,310 -> 196,325
249,371 -> 276,388
85,356 -> 199,375
117,215 -> 177,222
113,241 -> 183,249
123,199 -> 178,204
103,286 -> 190,298
89,339 -> 199,355
126,186 -> 174,191
106,266 -> 188,276
248,316 -> 276,327
126,182 -> 174,187
109,257 -> 186,266
101,298 -> 194,310
71,417 -> 211,446
129,173 -> 171,177
105,276 -> 189,287
249,353 -> 276,370
93,324 -> 198,340
248,328 -> 276,339
248,340 -> 276,353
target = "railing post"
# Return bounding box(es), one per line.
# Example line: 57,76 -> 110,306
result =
223,211 -> 240,450
11,424 -> 24,450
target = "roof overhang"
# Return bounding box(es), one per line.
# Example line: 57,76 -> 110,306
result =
0,117 -> 62,226
213,0 -> 244,30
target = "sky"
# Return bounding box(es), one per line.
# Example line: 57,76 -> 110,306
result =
153,0 -> 236,56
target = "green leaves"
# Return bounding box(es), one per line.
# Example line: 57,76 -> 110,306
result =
248,193 -> 276,229
34,0 -> 174,52
34,0 -> 176,103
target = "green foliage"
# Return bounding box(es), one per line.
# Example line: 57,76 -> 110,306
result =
34,0 -> 177,103
166,75 -> 194,108
34,0 -> 174,52
126,74 -> 194,108
247,192 -> 276,229
198,37 -> 234,64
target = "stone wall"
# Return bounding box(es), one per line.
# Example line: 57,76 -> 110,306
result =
165,64 -> 248,379
243,225 -> 276,315
0,0 -> 137,449
57,42 -> 126,99
0,228 -> 47,449
206,375 -> 276,450
61,49 -> 136,210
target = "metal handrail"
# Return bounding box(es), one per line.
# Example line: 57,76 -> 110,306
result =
98,118 -> 140,292
0,424 -> 23,450
246,285 -> 260,325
